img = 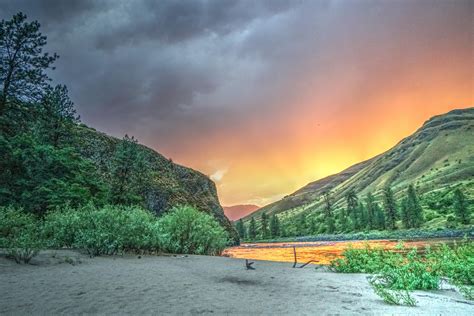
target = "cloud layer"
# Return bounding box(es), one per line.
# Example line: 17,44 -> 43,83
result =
1,0 -> 472,205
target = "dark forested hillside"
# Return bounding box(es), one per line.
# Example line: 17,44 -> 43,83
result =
0,13 -> 238,243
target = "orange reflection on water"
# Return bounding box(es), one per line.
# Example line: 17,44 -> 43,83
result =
222,239 -> 453,265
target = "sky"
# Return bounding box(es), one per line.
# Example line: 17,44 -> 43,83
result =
1,0 -> 472,206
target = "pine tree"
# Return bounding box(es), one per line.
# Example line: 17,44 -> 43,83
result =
324,192 -> 335,233
270,214 -> 280,238
346,190 -> 359,230
358,202 -> 368,230
383,186 -> 397,230
248,217 -> 257,240
260,212 -> 269,239
406,185 -> 423,228
365,192 -> 376,230
236,219 -> 246,239
453,188 -> 469,224
297,213 -> 307,236
109,135 -> 143,205
39,85 -> 79,147
400,198 -> 410,228
0,12 -> 58,116
374,202 -> 386,230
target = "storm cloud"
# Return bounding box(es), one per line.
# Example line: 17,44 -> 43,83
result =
1,0 -> 472,205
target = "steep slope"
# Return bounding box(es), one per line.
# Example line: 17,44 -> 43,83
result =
223,205 -> 260,221
74,125 -> 239,243
245,108 -> 474,221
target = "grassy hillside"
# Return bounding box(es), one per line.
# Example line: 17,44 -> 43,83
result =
243,108 -> 473,236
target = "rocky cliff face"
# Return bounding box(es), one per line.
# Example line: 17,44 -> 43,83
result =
74,125 -> 239,244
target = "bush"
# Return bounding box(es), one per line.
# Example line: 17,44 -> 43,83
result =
331,241 -> 474,304
0,207 -> 45,263
330,243 -> 403,273
44,204 -> 162,256
158,205 -> 229,255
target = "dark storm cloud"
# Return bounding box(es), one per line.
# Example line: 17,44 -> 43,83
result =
0,0 -> 472,150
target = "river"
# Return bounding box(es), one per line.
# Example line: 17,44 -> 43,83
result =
222,238 -> 463,265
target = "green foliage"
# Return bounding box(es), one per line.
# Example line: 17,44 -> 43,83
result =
158,205 -> 229,255
0,12 -> 58,115
260,212 -> 269,239
43,204 -> 161,256
109,135 -> 147,206
324,192 -> 335,233
0,207 -> 44,263
236,219 -> 246,239
248,217 -> 257,240
367,275 -> 417,306
383,187 -> 397,230
270,214 -> 280,238
331,241 -> 474,303
398,185 -> 425,229
0,133 -> 107,214
346,190 -> 359,230
453,188 -> 470,224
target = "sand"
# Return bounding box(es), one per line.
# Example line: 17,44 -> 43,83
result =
1,250 -> 473,315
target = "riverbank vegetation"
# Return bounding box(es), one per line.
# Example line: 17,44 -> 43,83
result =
0,204 -> 229,263
330,241 -> 474,305
237,184 -> 472,242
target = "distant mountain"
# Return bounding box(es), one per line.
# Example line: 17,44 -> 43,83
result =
244,108 -> 474,229
224,204 -> 260,221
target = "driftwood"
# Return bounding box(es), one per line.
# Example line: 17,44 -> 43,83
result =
292,246 -> 318,268
245,259 -> 255,270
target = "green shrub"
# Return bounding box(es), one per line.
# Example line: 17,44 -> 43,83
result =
368,275 -> 417,306
330,243 -> 403,273
43,204 -> 161,256
43,206 -> 82,248
0,207 -> 45,263
71,204 -> 161,256
158,205 -> 229,255
331,241 -> 474,303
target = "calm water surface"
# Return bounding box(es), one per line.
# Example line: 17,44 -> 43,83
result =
222,238 -> 462,265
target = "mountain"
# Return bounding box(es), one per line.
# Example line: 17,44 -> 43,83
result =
223,204 -> 260,221
74,125 -> 239,243
244,108 -> 474,228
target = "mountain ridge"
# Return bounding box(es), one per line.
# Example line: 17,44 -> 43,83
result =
244,108 -> 474,226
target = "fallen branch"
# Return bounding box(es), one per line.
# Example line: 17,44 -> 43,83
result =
245,259 -> 255,270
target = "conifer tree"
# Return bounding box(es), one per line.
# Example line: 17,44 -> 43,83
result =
260,212 -> 269,239
248,217 -> 257,240
374,202 -> 386,230
236,219 -> 246,239
270,214 -> 280,238
365,192 -> 376,230
453,188 -> 469,224
0,12 -> 58,116
39,85 -> 79,147
383,186 -> 397,230
324,192 -> 335,233
297,213 -> 307,236
358,202 -> 368,230
406,185 -> 423,228
109,135 -> 143,205
346,190 -> 359,230
400,198 -> 410,228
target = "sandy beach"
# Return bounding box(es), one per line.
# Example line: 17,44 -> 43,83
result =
1,250 -> 473,315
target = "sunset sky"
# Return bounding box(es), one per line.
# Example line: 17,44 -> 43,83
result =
1,0 -> 472,206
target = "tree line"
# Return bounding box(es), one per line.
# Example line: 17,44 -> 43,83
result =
236,184 -> 470,241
